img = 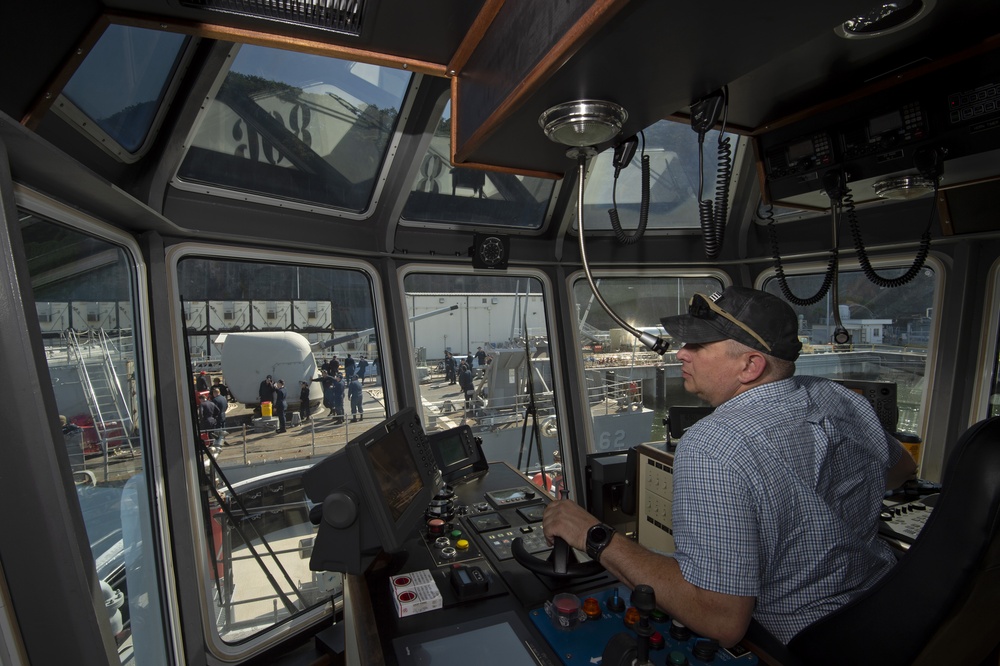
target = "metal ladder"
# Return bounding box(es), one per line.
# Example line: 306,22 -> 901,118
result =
67,329 -> 137,456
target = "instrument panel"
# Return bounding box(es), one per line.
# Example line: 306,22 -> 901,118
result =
362,462 -> 758,666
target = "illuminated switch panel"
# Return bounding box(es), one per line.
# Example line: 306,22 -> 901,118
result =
636,444 -> 676,555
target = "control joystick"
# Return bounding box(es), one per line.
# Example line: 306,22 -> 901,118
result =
632,585 -> 656,666
602,584 -> 657,666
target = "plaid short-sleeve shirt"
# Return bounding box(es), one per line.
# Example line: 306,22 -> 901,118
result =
671,376 -> 901,643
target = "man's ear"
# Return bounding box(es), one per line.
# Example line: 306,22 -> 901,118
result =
738,351 -> 768,384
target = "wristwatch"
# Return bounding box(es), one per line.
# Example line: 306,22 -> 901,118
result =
585,523 -> 616,563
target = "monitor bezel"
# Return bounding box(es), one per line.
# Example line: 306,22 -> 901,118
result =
346,407 -> 438,553
303,406 -> 439,573
426,424 -> 488,484
392,610 -> 549,666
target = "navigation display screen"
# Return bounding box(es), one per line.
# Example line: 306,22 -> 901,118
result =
394,611 -> 542,665
367,426 -> 423,522
434,430 -> 468,467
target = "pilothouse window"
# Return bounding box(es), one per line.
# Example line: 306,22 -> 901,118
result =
581,119 -> 739,232
21,209 -> 170,664
177,45 -> 411,214
59,24 -> 189,157
762,264 -> 938,446
403,273 -> 558,482
175,254 -> 386,647
571,275 -> 726,453
401,101 -> 556,229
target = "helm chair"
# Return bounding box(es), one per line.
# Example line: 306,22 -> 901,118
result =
745,416 -> 1000,666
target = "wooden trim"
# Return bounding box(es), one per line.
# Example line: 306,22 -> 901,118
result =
21,15 -> 111,130
450,78 -> 560,180
345,573 -> 385,666
939,172 -> 1000,192
936,190 -> 953,237
451,160 -> 562,181
447,0 -> 505,77
453,0 -> 630,163
108,11 -> 449,77
755,150 -> 773,206
766,200 -> 831,214
450,77 -> 460,165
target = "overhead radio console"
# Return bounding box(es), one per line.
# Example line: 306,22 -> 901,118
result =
758,47 -> 1000,209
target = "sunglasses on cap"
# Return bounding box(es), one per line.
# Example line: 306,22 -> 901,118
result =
689,292 -> 772,353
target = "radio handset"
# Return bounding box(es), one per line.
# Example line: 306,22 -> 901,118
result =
821,169 -> 848,203
690,92 -> 725,137
612,135 -> 638,177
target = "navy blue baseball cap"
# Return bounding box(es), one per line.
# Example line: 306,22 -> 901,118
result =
660,287 -> 802,361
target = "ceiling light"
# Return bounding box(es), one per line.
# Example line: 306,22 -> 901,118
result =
835,0 -> 936,40
539,100 -> 627,148
872,175 -> 936,200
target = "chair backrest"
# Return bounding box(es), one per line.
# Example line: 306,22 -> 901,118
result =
787,416 -> 1000,666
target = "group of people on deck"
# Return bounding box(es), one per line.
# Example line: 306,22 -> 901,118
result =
313,369 -> 365,423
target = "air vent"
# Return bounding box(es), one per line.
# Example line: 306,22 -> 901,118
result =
179,0 -> 368,36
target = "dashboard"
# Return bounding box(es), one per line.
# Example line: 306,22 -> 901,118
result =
358,462 -> 759,666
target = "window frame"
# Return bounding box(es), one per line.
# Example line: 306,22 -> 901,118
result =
165,242 -> 392,659
396,90 -> 562,234
53,24 -> 195,163
15,184 -> 183,663
756,252 -> 945,457
566,267 -> 731,455
171,43 -> 419,220
972,256 -> 1000,422
572,125 -> 748,235
396,264 -> 573,483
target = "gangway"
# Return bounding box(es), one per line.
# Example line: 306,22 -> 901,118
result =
579,320 -> 610,345
66,329 -> 137,456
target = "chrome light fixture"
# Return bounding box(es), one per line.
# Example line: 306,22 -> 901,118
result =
539,99 -> 669,355
873,175 -> 937,200
835,0 -> 936,40
539,100 -> 628,148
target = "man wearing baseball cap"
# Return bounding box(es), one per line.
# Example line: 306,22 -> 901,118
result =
543,286 -> 916,648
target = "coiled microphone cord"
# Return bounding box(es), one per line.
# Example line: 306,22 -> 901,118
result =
698,130 -> 733,259
607,152 -> 651,245
847,182 -> 935,288
765,202 -> 839,306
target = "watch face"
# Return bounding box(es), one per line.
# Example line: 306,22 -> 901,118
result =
587,525 -> 610,548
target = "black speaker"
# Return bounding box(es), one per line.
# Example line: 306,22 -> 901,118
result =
470,233 -> 510,270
